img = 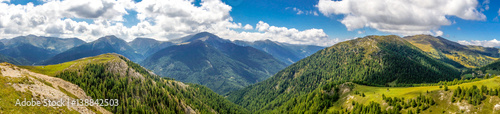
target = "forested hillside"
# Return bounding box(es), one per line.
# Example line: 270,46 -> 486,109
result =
227,35 -> 461,113
23,54 -> 248,113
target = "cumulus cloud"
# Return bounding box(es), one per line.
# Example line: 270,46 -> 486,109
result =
316,0 -> 486,36
0,0 -> 337,46
243,24 -> 253,30
215,21 -> 340,46
0,0 -> 134,40
458,39 -> 500,47
435,31 -> 443,36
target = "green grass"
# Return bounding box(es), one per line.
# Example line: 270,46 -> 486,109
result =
329,76 -> 500,113
0,76 -> 79,114
58,86 -> 78,99
33,76 -> 53,88
19,54 -> 121,76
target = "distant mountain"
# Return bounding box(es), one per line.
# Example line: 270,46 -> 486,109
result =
17,53 -> 247,113
233,39 -> 324,65
141,32 -> 287,94
227,35 -> 461,112
0,53 -> 28,65
1,35 -> 85,53
0,43 -> 54,65
404,35 -> 500,68
0,35 -> 85,65
128,38 -> 173,57
42,35 -> 142,65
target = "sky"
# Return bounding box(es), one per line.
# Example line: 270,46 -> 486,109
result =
0,0 -> 499,47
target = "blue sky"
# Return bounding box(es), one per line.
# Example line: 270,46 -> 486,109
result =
0,0 -> 499,46
223,0 -> 500,41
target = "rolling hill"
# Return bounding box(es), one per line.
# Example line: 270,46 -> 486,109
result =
226,35 -> 462,113
42,35 -> 143,65
141,32 -> 287,94
404,35 -> 500,68
233,39 -> 324,65
18,53 -> 247,113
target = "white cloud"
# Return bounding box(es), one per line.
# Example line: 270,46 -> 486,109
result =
293,7 -> 304,15
289,7 -> 319,16
217,21 -> 340,46
0,0 -> 134,41
243,24 -> 253,30
435,30 -> 443,36
316,0 -> 486,36
482,0 -> 490,10
458,39 -> 500,47
0,0 -> 337,46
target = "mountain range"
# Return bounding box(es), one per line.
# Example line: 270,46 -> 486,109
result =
0,35 -> 85,65
233,39 -> 324,65
140,32 -> 287,94
42,35 -> 143,65
1,33 -> 500,113
0,32 -> 312,94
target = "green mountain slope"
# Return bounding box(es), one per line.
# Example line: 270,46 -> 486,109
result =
226,35 -> 461,113
312,76 -> 500,114
141,32 -> 287,94
404,35 -> 500,68
22,53 -> 247,113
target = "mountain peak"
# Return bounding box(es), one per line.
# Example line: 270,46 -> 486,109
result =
95,35 -> 126,44
26,34 -> 37,37
101,35 -> 119,39
187,32 -> 221,42
131,37 -> 158,42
